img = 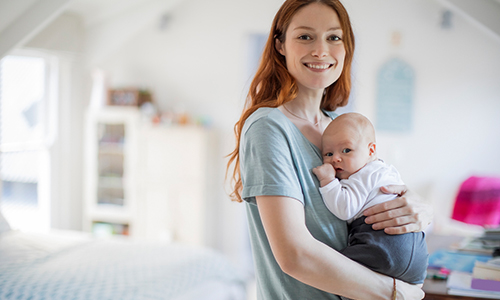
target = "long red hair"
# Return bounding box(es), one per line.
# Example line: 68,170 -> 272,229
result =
227,0 -> 355,202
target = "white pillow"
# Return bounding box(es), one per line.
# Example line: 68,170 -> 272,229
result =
0,211 -> 11,233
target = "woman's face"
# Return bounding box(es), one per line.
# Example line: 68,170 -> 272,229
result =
277,3 -> 346,94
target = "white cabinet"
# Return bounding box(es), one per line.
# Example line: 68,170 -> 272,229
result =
83,107 -> 211,246
83,107 -> 139,236
137,124 -> 212,246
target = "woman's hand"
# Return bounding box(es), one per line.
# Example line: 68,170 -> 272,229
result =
363,185 -> 433,235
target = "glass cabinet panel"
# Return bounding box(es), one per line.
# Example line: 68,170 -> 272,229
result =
97,123 -> 125,206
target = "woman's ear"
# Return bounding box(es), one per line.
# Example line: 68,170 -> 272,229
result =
275,38 -> 285,56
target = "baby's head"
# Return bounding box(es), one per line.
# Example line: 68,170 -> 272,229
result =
321,112 -> 377,180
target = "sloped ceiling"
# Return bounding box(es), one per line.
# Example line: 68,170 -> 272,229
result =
0,0 -> 39,34
67,0 -> 164,27
435,0 -> 500,41
1,0 -> 499,61
67,0 -> 184,65
0,0 -> 73,59
0,0 -> 183,61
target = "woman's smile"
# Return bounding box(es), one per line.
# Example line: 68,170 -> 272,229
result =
304,62 -> 334,71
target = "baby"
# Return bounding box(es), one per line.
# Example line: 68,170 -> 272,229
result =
313,112 -> 428,284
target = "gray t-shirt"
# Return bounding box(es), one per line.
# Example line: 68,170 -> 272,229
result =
241,107 -> 348,300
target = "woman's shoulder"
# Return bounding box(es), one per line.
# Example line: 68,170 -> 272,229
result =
243,107 -> 289,134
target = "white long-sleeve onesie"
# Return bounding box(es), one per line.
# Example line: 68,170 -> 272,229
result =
318,159 -> 404,223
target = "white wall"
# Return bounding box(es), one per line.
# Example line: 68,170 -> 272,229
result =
19,0 -> 500,268
92,0 -> 500,239
91,0 -> 285,268
342,0 -> 500,233
85,0 -> 500,259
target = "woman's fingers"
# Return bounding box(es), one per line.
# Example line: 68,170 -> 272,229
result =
364,185 -> 433,233
363,197 -> 410,220
367,210 -> 420,233
374,217 -> 421,234
364,196 -> 425,234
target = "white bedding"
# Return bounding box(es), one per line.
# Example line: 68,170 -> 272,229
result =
0,230 -> 246,300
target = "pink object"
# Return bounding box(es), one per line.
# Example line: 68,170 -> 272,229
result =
439,268 -> 451,275
451,176 -> 500,226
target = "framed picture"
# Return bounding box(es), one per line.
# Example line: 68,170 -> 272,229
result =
108,89 -> 139,106
108,89 -> 153,107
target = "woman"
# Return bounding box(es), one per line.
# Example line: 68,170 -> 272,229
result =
227,0 -> 432,299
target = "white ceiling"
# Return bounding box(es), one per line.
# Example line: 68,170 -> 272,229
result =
66,0 -> 169,27
65,0 -> 500,31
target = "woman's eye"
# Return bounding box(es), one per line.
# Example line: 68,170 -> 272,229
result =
342,148 -> 351,153
328,35 -> 341,41
298,35 -> 312,40
325,152 -> 333,157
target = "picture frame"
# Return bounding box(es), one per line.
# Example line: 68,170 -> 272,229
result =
108,89 -> 139,106
108,89 -> 153,107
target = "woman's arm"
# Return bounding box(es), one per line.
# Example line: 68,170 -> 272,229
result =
256,195 -> 424,300
363,185 -> 434,235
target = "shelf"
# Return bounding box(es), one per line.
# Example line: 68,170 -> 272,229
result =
92,221 -> 129,237
98,176 -> 123,189
84,107 -> 211,245
89,205 -> 131,222
98,143 -> 124,154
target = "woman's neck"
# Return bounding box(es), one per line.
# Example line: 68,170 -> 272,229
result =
286,88 -> 324,120
279,89 -> 330,150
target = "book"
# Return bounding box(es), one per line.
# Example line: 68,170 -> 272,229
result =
484,227 -> 500,238
455,236 -> 499,255
428,249 -> 491,273
471,277 -> 500,292
473,258 -> 500,281
447,271 -> 500,299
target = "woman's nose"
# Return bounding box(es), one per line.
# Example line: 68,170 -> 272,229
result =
312,40 -> 328,58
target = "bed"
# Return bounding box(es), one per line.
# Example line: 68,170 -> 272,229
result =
0,213 -> 247,300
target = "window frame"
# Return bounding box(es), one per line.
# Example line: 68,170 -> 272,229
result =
0,48 -> 59,232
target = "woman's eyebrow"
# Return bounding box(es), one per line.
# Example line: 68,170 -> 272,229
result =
292,26 -> 342,32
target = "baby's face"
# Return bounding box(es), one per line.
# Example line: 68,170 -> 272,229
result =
321,127 -> 373,180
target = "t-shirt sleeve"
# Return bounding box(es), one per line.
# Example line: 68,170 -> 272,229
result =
240,116 -> 304,205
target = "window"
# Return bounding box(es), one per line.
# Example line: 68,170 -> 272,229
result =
0,52 -> 57,232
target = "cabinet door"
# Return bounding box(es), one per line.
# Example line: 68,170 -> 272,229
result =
83,107 -> 139,236
97,123 -> 125,206
139,126 -> 209,246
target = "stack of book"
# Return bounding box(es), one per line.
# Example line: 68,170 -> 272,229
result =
471,258 -> 500,292
455,228 -> 500,255
445,229 -> 500,298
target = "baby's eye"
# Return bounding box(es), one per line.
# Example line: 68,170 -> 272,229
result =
342,148 -> 351,154
325,152 -> 333,157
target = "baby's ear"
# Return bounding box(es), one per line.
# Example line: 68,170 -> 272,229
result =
368,142 -> 376,156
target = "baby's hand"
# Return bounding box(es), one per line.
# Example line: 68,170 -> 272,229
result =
312,163 -> 336,187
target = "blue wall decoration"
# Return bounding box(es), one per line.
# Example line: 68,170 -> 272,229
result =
376,57 -> 415,133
